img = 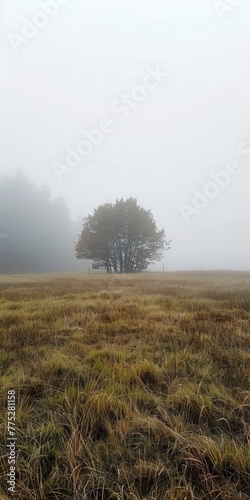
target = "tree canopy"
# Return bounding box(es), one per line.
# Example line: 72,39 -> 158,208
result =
75,197 -> 171,273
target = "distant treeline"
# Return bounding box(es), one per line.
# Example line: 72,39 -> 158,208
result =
0,171 -> 87,274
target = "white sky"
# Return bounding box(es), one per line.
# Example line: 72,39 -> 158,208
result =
1,0 -> 250,270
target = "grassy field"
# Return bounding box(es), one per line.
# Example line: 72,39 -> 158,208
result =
0,271 -> 250,499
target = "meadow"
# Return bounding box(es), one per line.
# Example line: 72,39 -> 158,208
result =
0,271 -> 250,499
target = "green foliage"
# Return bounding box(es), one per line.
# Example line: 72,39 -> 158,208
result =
75,197 -> 170,273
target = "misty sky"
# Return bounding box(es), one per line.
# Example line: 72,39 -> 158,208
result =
1,0 -> 250,271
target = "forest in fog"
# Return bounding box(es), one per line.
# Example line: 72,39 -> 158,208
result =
0,171 -> 87,274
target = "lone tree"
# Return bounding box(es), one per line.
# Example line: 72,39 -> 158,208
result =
75,197 -> 171,273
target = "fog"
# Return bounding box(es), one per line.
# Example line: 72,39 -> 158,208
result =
1,0 -> 250,271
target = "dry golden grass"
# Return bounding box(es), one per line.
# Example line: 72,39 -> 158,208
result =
0,271 -> 250,499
